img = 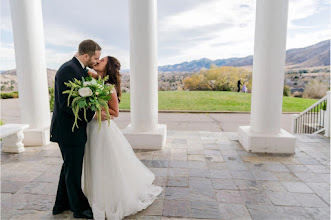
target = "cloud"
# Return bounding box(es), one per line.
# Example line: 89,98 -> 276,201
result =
159,0 -> 255,32
287,29 -> 330,49
44,49 -> 76,69
43,41 -> 130,70
158,0 -> 330,65
288,0 -> 318,21
98,43 -> 130,70
1,15 -> 130,69
44,23 -> 102,48
44,42 -> 130,70
287,0 -> 330,47
1,19 -> 131,70
0,43 -> 15,70
158,0 -> 256,65
1,0 -> 329,70
0,16 -> 12,32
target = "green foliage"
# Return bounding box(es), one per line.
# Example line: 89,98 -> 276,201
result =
1,91 -> 18,99
299,69 -> 308,74
217,84 -> 232,91
183,66 -> 252,92
49,83 -> 55,112
322,102 -> 327,111
283,85 -> 291,97
311,69 -> 322,73
63,75 -> 114,131
286,70 -> 297,74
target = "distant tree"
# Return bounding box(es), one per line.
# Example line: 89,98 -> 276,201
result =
283,85 -> 291,97
293,91 -> 303,97
183,74 -> 200,90
303,79 -> 329,99
183,66 -> 252,92
298,69 -> 308,74
49,84 -> 55,112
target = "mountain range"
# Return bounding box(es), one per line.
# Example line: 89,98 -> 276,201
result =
1,40 -> 329,76
158,40 -> 330,72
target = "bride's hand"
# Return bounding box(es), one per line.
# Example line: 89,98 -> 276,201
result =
98,110 -> 114,121
94,111 -> 107,121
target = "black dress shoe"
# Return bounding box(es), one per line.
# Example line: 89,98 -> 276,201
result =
73,208 -> 93,219
52,205 -> 70,215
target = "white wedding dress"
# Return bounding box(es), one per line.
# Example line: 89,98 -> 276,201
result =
82,119 -> 163,220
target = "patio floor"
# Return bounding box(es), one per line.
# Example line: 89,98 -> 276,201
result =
1,130 -> 330,220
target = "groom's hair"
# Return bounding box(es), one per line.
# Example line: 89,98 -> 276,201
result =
78,40 -> 101,57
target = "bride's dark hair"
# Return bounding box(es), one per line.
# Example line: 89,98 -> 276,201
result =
104,56 -> 122,103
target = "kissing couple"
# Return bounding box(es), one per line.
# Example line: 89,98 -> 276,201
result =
50,39 -> 162,219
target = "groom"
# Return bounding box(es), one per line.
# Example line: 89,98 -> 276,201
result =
50,39 -> 108,219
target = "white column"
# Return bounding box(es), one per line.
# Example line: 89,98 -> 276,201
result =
123,0 -> 167,149
238,0 -> 296,153
9,0 -> 50,146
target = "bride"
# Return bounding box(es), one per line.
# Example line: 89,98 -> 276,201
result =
82,56 -> 163,220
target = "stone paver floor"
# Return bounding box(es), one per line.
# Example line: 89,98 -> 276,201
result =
1,131 -> 330,220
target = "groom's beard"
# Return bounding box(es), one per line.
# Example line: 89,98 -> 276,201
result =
86,59 -> 95,68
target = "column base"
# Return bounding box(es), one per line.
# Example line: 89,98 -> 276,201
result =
23,126 -> 50,146
238,126 -> 296,154
122,124 -> 167,150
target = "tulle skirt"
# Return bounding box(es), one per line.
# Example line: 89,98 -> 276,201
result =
82,120 -> 163,220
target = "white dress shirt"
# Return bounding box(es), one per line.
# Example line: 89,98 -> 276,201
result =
75,56 -> 85,69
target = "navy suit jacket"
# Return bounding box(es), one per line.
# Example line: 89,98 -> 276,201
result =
50,57 -> 95,145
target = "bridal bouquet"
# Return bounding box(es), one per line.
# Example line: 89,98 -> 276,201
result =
63,76 -> 114,131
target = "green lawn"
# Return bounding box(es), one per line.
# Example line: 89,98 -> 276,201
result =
119,91 -> 318,112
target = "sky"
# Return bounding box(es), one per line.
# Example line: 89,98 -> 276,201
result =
0,0 -> 330,70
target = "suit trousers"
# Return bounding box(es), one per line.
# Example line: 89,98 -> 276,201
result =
54,142 -> 90,213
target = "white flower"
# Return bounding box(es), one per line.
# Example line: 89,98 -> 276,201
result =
83,79 -> 97,86
78,87 -> 93,97
83,81 -> 92,86
91,79 -> 97,85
